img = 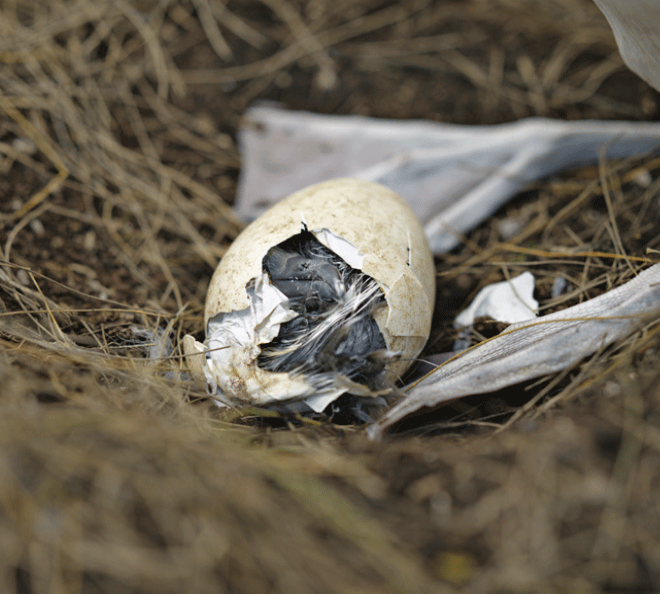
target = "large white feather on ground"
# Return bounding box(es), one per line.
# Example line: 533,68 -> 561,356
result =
237,1 -> 660,248
237,106 -> 660,254
593,0 -> 660,94
368,264 -> 660,439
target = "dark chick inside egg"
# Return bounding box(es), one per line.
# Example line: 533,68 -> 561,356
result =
185,178 -> 435,411
257,229 -> 393,392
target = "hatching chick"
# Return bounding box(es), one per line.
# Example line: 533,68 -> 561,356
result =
258,230 -> 391,390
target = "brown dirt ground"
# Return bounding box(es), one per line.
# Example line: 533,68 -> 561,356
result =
1,1 -> 660,592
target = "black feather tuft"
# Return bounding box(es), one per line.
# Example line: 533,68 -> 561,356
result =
258,231 -> 391,391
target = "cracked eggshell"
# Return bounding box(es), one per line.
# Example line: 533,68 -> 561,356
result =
204,178 -> 436,383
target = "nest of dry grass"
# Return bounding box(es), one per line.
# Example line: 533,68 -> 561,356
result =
1,0 -> 660,592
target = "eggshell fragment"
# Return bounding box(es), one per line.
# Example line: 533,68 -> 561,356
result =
196,178 -> 435,410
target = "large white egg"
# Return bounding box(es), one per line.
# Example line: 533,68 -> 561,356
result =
185,178 -> 435,413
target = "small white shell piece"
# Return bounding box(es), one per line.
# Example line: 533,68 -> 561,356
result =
187,178 -> 435,412
454,272 -> 538,328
